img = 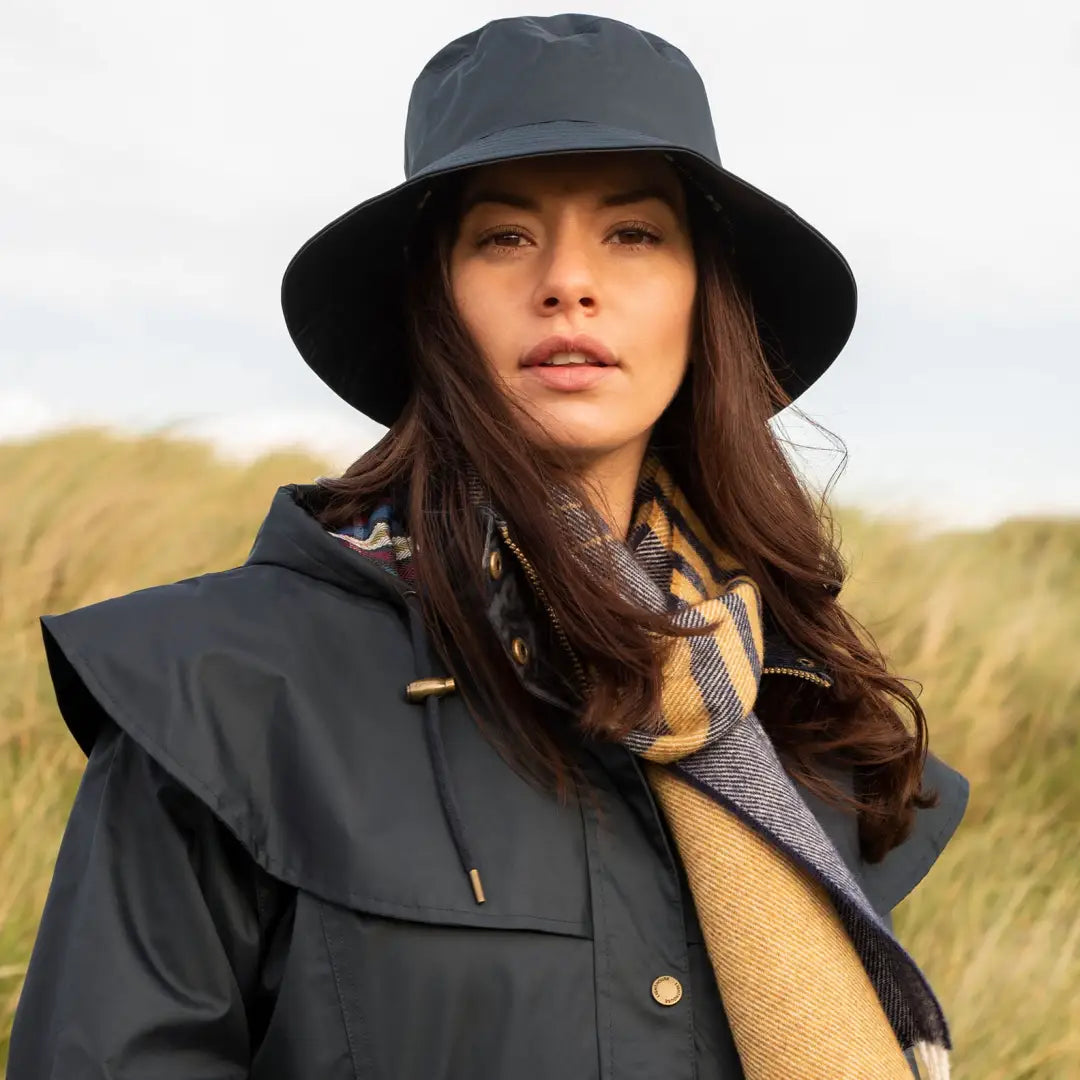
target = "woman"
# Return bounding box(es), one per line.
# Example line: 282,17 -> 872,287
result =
10,14 -> 968,1080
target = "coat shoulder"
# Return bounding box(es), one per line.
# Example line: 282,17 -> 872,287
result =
859,752 -> 970,915
796,753 -> 970,919
39,565 -> 421,903
41,564 -> 400,754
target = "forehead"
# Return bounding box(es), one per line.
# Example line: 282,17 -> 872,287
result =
456,150 -> 684,205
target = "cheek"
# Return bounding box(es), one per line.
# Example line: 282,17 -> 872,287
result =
632,266 -> 697,364
450,261 -> 514,360
449,261 -> 481,334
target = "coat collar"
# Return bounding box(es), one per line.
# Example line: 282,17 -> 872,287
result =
274,482 -> 834,697
475,505 -> 833,713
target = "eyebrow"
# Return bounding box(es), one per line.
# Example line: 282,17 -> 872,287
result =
459,184 -> 682,219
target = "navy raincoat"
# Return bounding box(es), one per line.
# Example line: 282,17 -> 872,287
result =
9,483 -> 969,1078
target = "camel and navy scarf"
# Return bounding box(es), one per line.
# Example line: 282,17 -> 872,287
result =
331,452 -> 952,1080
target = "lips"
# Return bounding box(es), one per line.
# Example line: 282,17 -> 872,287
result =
520,334 -> 617,368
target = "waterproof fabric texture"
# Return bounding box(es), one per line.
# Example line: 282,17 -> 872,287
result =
10,483 -> 970,1079
281,13 -> 858,426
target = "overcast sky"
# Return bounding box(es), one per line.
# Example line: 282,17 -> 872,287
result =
2,0 -> 1077,529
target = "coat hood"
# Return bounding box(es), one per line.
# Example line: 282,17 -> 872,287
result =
245,483 -> 416,606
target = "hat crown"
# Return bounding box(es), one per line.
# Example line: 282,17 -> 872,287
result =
404,14 -> 721,178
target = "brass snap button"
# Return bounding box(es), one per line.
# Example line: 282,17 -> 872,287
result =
796,657 -> 816,668
488,549 -> 503,580
651,975 -> 683,1006
510,636 -> 530,665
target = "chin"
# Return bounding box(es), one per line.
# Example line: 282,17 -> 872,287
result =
527,421 -> 640,459
512,396 -> 654,461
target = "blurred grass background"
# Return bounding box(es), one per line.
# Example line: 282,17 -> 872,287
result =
1,428 -> 1078,1077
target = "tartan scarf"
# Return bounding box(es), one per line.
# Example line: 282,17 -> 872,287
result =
329,453 -> 952,1080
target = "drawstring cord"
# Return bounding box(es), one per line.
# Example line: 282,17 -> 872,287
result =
402,593 -> 486,904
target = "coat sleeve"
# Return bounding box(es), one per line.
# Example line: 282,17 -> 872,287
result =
8,719 -> 291,1079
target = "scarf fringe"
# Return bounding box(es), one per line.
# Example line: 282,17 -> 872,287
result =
913,1041 -> 951,1080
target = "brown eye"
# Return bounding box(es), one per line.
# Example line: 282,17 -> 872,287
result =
609,223 -> 661,247
479,230 -> 531,249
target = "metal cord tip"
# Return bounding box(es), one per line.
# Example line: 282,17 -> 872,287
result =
469,868 -> 486,904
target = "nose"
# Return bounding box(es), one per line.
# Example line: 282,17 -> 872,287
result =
532,225 -> 598,316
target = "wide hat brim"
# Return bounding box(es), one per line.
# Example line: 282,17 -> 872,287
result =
281,119 -> 857,428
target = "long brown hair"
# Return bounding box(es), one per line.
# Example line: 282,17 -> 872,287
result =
314,164 -> 938,863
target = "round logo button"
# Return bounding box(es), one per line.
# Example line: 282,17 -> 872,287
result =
651,975 -> 683,1006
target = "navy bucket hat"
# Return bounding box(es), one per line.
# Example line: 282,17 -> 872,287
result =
280,13 -> 858,427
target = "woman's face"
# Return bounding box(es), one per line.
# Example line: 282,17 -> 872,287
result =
449,151 -> 697,465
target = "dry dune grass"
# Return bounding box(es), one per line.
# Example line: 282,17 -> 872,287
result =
2,429 -> 1077,1077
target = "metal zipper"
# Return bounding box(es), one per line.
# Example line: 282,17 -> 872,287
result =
760,665 -> 831,687
497,522 -> 591,695
497,523 -> 830,694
